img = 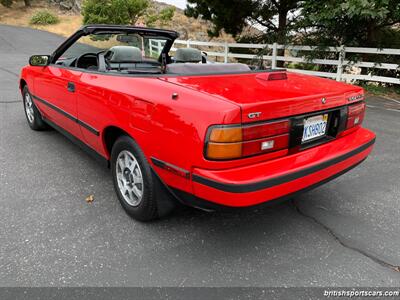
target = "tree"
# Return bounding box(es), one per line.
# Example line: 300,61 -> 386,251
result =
185,0 -> 301,67
297,0 -> 400,81
299,0 -> 400,48
185,0 -> 300,44
82,0 -> 149,25
82,0 -> 174,27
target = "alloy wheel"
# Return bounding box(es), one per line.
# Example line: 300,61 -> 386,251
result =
115,150 -> 144,206
25,93 -> 35,123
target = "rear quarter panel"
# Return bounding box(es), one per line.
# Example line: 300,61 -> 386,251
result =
75,73 -> 242,192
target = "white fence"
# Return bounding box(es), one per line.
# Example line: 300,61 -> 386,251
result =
149,39 -> 166,58
164,39 -> 400,85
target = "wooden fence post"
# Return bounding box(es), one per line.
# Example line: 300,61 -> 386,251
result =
272,43 -> 278,69
224,42 -> 229,63
336,45 -> 345,81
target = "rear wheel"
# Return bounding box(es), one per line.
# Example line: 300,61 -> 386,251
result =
22,86 -> 48,130
111,135 -> 160,221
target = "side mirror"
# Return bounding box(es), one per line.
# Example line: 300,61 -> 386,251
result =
29,55 -> 50,66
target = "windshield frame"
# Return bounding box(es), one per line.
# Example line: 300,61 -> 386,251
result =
50,25 -> 179,65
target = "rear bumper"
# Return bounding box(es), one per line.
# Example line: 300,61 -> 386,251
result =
183,127 -> 375,208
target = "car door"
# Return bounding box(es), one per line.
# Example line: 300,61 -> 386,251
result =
75,72 -> 109,156
33,65 -> 83,139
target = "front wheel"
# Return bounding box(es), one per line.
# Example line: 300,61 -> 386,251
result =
111,136 -> 160,221
22,86 -> 48,131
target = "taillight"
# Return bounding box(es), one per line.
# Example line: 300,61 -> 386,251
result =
346,102 -> 366,130
205,120 -> 290,160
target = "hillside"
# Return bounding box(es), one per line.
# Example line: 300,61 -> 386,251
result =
0,0 -> 234,42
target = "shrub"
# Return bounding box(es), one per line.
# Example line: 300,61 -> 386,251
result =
146,6 -> 175,27
0,0 -> 12,7
158,7 -> 175,26
1,0 -> 31,8
30,10 -> 59,25
0,0 -> 13,7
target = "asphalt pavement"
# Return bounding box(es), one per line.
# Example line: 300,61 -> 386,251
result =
0,25 -> 399,287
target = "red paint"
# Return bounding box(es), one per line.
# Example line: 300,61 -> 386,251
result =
21,63 -> 375,208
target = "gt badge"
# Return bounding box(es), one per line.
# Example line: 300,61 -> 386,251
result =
248,112 -> 261,119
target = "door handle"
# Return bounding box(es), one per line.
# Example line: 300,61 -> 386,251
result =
67,82 -> 75,93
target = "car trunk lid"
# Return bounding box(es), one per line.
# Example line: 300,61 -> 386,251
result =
160,71 -> 363,123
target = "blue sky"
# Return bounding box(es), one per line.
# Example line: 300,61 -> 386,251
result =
157,0 -> 187,9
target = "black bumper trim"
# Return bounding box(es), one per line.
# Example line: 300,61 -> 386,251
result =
32,94 -> 100,136
172,157 -> 367,211
192,138 -> 375,193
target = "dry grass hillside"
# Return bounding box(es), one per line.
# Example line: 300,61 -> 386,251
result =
0,0 -> 234,42
0,0 -> 81,37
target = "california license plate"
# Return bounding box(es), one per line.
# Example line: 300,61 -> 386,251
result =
302,114 -> 328,143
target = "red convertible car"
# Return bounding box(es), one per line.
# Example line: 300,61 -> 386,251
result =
20,25 -> 375,221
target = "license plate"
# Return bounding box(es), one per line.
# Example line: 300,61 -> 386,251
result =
302,114 -> 328,143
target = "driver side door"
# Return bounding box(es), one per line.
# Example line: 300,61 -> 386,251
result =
33,65 -> 83,140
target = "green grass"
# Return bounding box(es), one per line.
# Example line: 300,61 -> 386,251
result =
359,82 -> 400,96
30,10 -> 59,25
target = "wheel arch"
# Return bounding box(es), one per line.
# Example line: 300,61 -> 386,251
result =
103,125 -> 178,218
102,126 -> 133,159
20,79 -> 27,92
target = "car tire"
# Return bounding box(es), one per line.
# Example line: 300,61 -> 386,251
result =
22,86 -> 48,131
111,135 -> 161,221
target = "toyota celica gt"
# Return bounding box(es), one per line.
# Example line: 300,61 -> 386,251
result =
20,25 -> 375,221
